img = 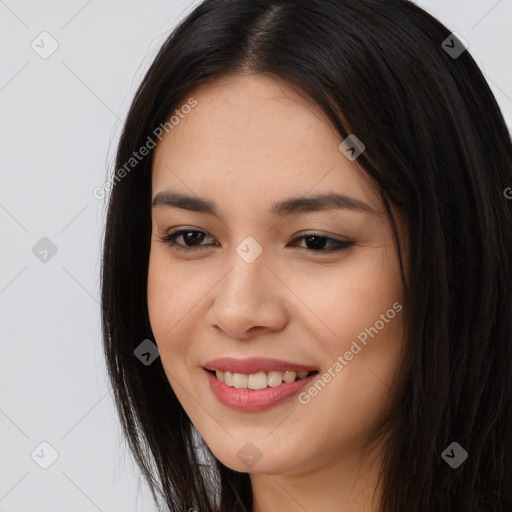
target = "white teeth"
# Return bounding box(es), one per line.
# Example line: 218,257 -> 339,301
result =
212,369 -> 312,389
267,371 -> 283,387
248,372 -> 267,390
282,371 -> 296,383
232,373 -> 248,389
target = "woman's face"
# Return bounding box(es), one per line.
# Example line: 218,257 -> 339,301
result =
148,73 -> 405,477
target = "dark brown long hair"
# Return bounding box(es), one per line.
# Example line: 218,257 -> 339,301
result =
100,1 -> 512,510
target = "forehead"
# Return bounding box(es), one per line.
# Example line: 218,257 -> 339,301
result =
151,73 -> 381,212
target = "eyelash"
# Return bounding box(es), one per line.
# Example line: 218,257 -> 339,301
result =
156,229 -> 354,255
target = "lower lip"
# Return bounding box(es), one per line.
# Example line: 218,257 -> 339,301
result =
205,369 -> 317,412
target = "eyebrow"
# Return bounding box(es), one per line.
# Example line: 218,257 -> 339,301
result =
151,191 -> 379,216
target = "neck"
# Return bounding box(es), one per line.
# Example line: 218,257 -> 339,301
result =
251,441 -> 385,512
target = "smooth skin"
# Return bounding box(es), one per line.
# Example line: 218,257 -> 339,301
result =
148,73 -> 406,512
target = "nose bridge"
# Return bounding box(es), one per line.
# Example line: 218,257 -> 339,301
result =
222,241 -> 268,302
212,239 -> 287,337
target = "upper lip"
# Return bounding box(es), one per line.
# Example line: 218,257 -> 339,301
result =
203,357 -> 319,374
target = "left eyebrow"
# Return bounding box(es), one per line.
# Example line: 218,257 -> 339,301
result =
152,191 -> 380,216
270,192 -> 379,216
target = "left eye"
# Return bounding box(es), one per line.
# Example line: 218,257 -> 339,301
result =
157,229 -> 353,254
293,233 -> 353,252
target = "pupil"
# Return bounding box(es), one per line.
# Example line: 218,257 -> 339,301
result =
306,236 -> 326,250
185,231 -> 204,246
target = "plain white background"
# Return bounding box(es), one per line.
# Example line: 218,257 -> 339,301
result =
1,1 -> 511,510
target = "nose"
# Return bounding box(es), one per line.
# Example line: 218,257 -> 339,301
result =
210,255 -> 289,340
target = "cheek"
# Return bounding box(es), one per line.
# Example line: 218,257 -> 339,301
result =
147,249 -> 190,364
297,309 -> 404,456
147,244 -> 201,333
291,247 -> 404,423
147,247 -> 217,381
288,251 -> 403,356
147,250 -> 172,340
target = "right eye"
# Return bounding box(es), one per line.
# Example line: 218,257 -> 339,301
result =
156,229 -> 217,252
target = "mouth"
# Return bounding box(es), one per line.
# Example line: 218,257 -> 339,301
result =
204,368 -> 318,389
202,357 -> 320,412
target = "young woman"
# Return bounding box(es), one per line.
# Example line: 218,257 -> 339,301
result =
100,1 -> 512,510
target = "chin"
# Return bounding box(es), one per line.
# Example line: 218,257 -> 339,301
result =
203,435 -> 303,475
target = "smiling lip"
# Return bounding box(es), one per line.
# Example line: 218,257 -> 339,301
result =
204,369 -> 317,411
203,357 -> 318,374
203,357 -> 319,412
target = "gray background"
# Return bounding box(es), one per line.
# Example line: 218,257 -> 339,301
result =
1,1 -> 511,510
